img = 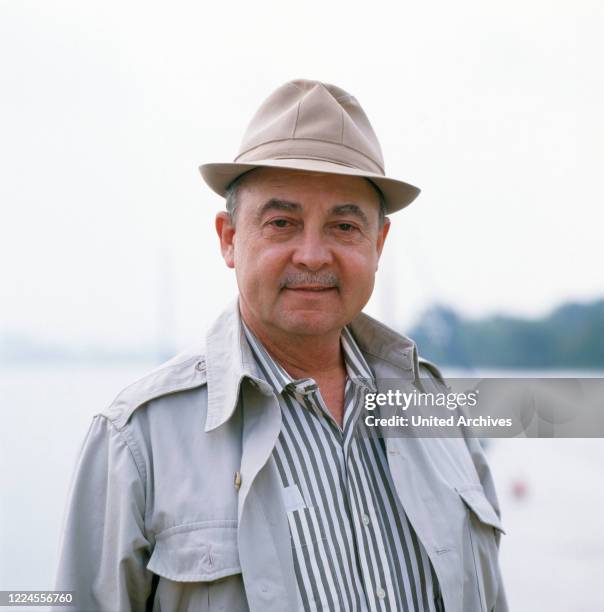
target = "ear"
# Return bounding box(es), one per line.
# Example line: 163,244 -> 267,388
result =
375,217 -> 391,268
215,211 -> 236,268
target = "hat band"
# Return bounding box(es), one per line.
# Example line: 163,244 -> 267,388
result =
234,138 -> 385,176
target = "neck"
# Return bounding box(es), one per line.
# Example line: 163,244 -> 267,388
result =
240,309 -> 345,380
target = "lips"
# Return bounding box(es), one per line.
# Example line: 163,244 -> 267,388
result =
286,286 -> 335,291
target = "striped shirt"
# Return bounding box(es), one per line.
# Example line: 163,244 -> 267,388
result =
242,322 -> 445,612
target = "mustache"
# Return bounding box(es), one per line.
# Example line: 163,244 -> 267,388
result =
279,272 -> 340,289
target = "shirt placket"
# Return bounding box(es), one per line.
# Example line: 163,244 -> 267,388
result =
294,378 -> 392,612
344,383 -> 396,612
290,380 -> 377,611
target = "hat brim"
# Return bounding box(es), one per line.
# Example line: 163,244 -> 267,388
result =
199,158 -> 420,214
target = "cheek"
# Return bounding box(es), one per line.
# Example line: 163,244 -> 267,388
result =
337,250 -> 379,289
234,240 -> 290,285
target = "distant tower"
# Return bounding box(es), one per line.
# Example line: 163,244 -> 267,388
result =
156,248 -> 176,362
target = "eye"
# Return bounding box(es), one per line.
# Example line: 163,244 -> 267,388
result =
269,219 -> 292,228
336,223 -> 357,232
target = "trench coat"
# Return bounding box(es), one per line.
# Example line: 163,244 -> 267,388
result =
52,298 -> 508,612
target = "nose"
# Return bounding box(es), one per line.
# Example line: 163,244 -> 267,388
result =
291,227 -> 333,271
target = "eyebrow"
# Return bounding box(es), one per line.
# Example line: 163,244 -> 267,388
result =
329,203 -> 370,228
255,198 -> 302,222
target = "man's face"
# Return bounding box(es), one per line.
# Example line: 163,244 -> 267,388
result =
215,167 -> 391,337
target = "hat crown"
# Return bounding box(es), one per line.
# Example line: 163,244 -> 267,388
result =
234,79 -> 385,175
198,78 -> 421,214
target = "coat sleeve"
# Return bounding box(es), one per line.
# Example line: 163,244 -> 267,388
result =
462,434 -> 510,612
52,415 -> 155,612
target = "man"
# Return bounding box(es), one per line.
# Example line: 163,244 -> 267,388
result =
53,79 -> 508,611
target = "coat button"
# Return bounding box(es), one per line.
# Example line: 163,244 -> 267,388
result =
195,361 -> 206,372
259,581 -> 271,597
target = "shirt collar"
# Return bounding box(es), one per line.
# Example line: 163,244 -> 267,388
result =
241,320 -> 293,395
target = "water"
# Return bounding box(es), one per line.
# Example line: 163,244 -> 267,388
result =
1,364 -> 603,610
489,438 -> 604,610
0,362 -> 157,595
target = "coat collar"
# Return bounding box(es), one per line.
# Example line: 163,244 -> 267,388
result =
203,296 -> 420,432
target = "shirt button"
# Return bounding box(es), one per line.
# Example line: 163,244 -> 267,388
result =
376,586 -> 386,599
362,512 -> 370,526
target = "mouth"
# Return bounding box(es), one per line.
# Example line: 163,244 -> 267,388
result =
283,286 -> 337,294
286,285 -> 335,291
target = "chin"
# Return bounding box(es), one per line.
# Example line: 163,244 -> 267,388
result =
278,310 -> 343,336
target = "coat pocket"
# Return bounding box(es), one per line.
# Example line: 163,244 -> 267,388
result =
455,485 -> 505,612
147,520 -> 249,612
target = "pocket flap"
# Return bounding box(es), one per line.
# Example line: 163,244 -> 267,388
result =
455,486 -> 506,534
147,520 -> 241,582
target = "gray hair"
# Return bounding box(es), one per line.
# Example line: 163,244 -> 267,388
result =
224,171 -> 387,227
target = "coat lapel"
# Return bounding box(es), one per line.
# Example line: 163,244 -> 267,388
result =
359,334 -> 466,612
236,379 -> 299,612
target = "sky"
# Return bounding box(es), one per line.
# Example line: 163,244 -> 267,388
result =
1,0 -> 602,354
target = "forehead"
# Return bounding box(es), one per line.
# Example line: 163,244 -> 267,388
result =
236,167 -> 381,212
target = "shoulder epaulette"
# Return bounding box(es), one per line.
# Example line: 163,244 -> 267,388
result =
101,351 -> 207,430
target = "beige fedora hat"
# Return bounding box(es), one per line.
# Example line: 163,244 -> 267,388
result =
199,79 -> 420,214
